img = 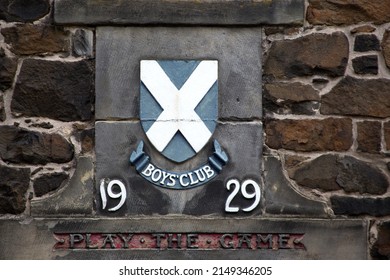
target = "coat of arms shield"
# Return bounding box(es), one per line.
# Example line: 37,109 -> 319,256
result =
140,60 -> 218,163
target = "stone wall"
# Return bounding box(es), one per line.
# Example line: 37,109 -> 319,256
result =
0,0 -> 389,259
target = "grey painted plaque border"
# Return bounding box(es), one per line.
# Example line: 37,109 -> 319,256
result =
54,0 -> 305,26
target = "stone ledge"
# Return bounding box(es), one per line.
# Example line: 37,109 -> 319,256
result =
0,218 -> 367,259
54,0 -> 304,26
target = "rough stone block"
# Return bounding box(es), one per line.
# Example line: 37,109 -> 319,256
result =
321,77 -> 390,118
291,154 -> 388,195
352,55 -> 378,75
96,27 -> 262,120
1,25 -> 70,55
0,48 -> 17,91
385,122 -> 390,151
307,0 -> 390,25
357,121 -> 381,153
371,221 -> 390,259
33,172 -> 69,197
265,118 -> 353,152
12,59 -> 94,121
382,29 -> 390,69
96,121 -> 262,216
264,32 -> 349,79
0,125 -> 74,164
354,35 -> 380,52
0,93 -> 5,121
0,165 -> 30,214
331,196 -> 390,216
55,0 -> 304,26
0,0 -> 50,22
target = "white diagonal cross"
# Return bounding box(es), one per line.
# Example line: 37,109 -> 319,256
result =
141,60 -> 218,153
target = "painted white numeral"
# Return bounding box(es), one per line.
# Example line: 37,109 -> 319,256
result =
225,179 -> 240,212
225,179 -> 261,213
100,179 -> 127,212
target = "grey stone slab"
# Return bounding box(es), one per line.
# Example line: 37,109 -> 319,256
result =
0,218 -> 367,259
264,156 -> 328,216
95,121 -> 262,216
31,157 -> 94,216
54,0 -> 304,26
95,27 -> 262,120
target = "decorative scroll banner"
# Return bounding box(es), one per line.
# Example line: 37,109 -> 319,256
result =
130,140 -> 228,189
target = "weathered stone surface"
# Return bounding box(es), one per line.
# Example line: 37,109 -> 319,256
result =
264,27 -> 300,36
357,121 -> 381,153
0,0 -> 50,22
1,25 -> 70,55
0,48 -> 17,91
371,221 -> 390,259
331,196 -> 390,216
321,77 -> 390,118
264,32 -> 348,79
264,156 -> 327,216
96,121 -> 262,216
265,118 -> 352,152
382,30 -> 390,69
292,154 -> 388,195
55,0 -> 305,26
80,129 -> 94,154
264,82 -> 320,102
264,82 -> 320,115
12,59 -> 94,121
351,25 -> 376,34
0,126 -> 74,164
0,218 -> 368,259
354,35 -> 380,52
33,173 -> 69,197
96,27 -> 261,120
0,165 -> 30,214
385,122 -> 390,151
31,157 -> 93,216
72,29 -> 93,57
307,0 -> 390,25
352,55 -> 378,75
291,154 -> 340,191
0,93 -> 5,122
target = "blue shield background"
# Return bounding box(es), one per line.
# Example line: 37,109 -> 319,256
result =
140,60 -> 218,163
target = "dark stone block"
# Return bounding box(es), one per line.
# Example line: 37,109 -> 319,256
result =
321,76 -> 390,118
331,196 -> 390,216
291,154 -> 388,195
33,172 -> 69,197
0,93 -> 5,121
0,165 -> 30,214
0,48 -> 17,91
12,59 -> 94,122
354,34 -> 381,52
0,0 -> 50,22
265,118 -> 352,152
371,221 -> 390,259
352,55 -> 378,75
264,32 -> 349,79
55,0 -> 304,26
382,29 -> 390,69
357,121 -> 381,153
0,125 -> 74,164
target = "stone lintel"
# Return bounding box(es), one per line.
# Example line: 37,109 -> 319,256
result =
0,218 -> 367,259
54,0 -> 304,26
